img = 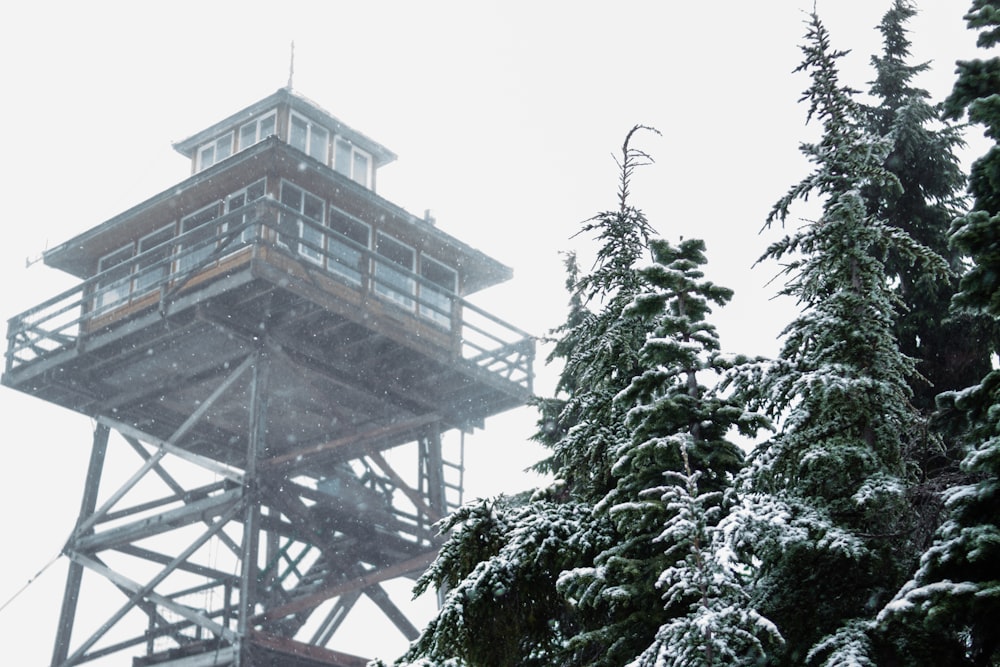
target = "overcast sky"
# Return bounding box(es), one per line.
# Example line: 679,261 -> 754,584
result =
0,2 -> 989,664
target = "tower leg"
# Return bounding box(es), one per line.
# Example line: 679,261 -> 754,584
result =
421,428 -> 446,522
51,423 -> 109,667
236,350 -> 270,666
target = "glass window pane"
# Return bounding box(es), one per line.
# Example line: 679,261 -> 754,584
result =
334,138 -> 351,176
278,182 -> 302,249
97,246 -> 134,308
246,179 -> 266,201
290,115 -> 308,153
328,214 -> 368,284
309,126 -> 328,163
280,183 -> 302,209
198,144 -> 214,170
352,151 -> 369,187
419,257 -> 456,328
330,215 -> 368,246
215,133 -> 232,161
179,205 -> 219,272
299,221 -> 323,263
239,123 -> 256,150
420,287 -> 452,328
327,241 -> 362,283
375,234 -> 415,309
376,234 -> 413,268
421,257 -> 456,290
260,114 -> 275,139
303,193 -> 324,222
136,227 -> 174,292
226,179 -> 266,244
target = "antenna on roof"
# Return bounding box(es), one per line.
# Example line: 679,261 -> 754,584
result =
287,41 -> 295,90
25,240 -> 49,268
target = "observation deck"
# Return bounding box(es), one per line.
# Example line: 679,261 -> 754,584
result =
3,139 -> 533,474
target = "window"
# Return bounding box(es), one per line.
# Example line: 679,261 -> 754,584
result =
196,133 -> 234,172
327,209 -> 369,285
375,233 -> 415,309
134,226 -> 174,293
280,181 -> 325,263
334,138 -> 371,188
238,111 -> 276,151
289,112 -> 329,164
178,203 -> 221,273
419,256 -> 457,329
97,245 -> 134,310
225,179 -> 267,245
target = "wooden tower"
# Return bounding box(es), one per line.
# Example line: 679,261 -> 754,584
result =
2,88 -> 534,666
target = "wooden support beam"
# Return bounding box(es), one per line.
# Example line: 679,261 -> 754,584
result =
237,349 -> 269,667
309,591 -> 361,646
52,423 -> 109,667
252,550 -> 439,626
121,435 -> 243,557
75,488 -> 242,553
72,444 -> 169,539
261,413 -> 441,471
99,416 -> 244,483
363,583 -> 419,640
113,544 -> 240,585
62,505 -> 242,665
367,450 -> 441,524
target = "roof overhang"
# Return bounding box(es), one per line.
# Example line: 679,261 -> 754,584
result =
43,139 -> 510,294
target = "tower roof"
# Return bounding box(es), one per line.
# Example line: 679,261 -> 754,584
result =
172,87 -> 397,169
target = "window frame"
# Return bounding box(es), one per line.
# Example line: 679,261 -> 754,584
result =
178,202 -> 222,273
225,178 -> 267,245
196,132 -> 234,172
374,232 -> 416,310
326,206 -> 370,285
96,244 -> 135,310
419,254 -> 457,329
134,225 -> 175,294
289,111 -> 330,165
238,111 -> 277,151
333,137 -> 372,188
279,180 -> 326,264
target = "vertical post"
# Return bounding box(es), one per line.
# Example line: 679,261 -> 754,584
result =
422,427 -> 446,521
51,423 -> 110,667
235,349 -> 269,666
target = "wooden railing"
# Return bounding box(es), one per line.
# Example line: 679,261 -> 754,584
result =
5,198 -> 533,393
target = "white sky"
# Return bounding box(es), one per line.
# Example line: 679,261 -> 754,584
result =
0,2 -> 988,665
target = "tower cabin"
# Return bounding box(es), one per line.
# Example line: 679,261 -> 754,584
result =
3,88 -> 533,667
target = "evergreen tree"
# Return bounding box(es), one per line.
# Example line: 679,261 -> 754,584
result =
398,494 -> 611,666
862,0 -> 996,558
556,235 -> 767,665
725,11 -> 947,665
877,3 -> 1000,665
630,448 -> 781,667
396,127 -> 660,666
864,0 -> 987,410
534,126 -> 659,505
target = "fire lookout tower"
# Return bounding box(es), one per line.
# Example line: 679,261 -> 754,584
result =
3,88 -> 534,667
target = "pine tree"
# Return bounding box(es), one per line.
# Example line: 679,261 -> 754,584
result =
534,126 -> 659,505
862,0 -> 996,557
396,127 -> 661,666
864,0 -> 983,408
877,3 -> 1000,665
725,11 -> 948,665
630,448 -> 781,667
398,494 -> 610,666
556,234 -> 767,665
